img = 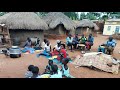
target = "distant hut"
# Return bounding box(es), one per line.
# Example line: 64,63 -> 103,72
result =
75,19 -> 98,36
0,12 -> 48,46
91,20 -> 105,33
42,12 -> 76,38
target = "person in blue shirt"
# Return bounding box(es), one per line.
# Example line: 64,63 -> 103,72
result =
72,34 -> 80,49
98,36 -> 117,55
85,34 -> 94,50
66,34 -> 73,52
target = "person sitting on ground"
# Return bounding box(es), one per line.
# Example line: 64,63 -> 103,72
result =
66,34 -> 73,52
80,34 -> 87,44
51,40 -> 62,56
85,34 -> 94,50
98,36 -> 117,55
37,41 -> 51,57
50,65 -> 62,78
34,38 -> 42,50
24,37 -> 32,48
44,60 -> 54,74
22,37 -> 35,54
25,65 -> 34,78
41,39 -> 48,49
61,58 -> 71,78
31,66 -> 40,78
72,34 -> 80,49
57,44 -> 67,62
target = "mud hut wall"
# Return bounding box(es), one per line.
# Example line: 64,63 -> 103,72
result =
58,24 -> 66,35
44,24 -> 66,35
75,27 -> 94,36
9,29 -> 44,44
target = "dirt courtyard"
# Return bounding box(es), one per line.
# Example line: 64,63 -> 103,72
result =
0,34 -> 120,78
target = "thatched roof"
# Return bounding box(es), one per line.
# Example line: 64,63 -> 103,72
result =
76,19 -> 95,28
0,13 -> 13,24
93,23 -> 99,30
73,20 -> 99,30
0,12 -> 48,30
42,12 -> 76,30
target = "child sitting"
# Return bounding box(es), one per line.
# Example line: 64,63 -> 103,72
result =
50,65 -> 62,78
44,60 -> 54,74
31,66 -> 40,78
25,65 -> 34,78
61,58 -> 71,78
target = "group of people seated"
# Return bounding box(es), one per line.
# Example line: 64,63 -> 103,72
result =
25,57 -> 71,78
37,39 -> 67,63
66,34 -> 94,52
23,34 -> 117,56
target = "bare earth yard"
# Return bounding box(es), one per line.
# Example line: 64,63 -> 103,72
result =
0,34 -> 120,78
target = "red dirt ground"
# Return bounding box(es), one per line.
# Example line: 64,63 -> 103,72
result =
0,34 -> 120,78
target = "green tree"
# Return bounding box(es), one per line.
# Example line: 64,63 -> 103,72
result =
80,12 -> 86,20
63,12 -> 79,20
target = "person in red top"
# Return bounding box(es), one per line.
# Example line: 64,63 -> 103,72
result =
57,44 -> 67,62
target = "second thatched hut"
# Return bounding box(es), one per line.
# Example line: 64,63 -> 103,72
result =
0,12 -> 48,46
42,12 -> 76,38
75,19 -> 99,36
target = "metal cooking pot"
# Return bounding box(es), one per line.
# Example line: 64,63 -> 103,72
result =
9,46 -> 21,58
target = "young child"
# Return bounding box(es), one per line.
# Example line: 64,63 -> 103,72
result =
50,65 -> 62,78
25,65 -> 34,78
61,58 -> 70,78
44,60 -> 54,74
31,66 -> 40,78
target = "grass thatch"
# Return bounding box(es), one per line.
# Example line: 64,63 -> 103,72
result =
0,13 -> 13,24
75,19 -> 95,28
73,19 -> 99,31
42,12 -> 76,30
0,12 -> 48,30
93,23 -> 99,30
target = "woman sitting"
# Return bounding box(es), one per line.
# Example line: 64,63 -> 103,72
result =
37,41 -> 51,57
34,38 -> 42,50
56,44 -> 67,62
22,37 -> 35,54
51,40 -> 62,56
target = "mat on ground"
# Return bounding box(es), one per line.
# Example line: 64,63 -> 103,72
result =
72,52 -> 120,74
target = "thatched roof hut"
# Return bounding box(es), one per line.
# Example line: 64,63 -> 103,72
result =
74,19 -> 99,36
76,19 -> 95,28
0,12 -> 49,46
0,13 -> 13,24
42,12 -> 76,30
3,12 -> 48,30
93,23 -> 99,30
